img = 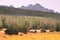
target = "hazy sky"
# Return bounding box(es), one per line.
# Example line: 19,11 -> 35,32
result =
0,0 -> 60,12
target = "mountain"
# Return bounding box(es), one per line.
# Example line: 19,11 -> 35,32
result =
21,3 -> 54,12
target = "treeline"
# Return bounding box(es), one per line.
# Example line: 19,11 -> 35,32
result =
0,6 -> 60,20
0,16 -> 60,35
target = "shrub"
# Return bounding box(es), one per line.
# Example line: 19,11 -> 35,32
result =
56,23 -> 60,32
40,23 -> 46,32
20,26 -> 27,34
18,21 -> 29,34
5,28 -> 18,35
1,17 -> 8,28
30,21 -> 40,33
49,24 -> 55,32
5,23 -> 19,35
41,23 -> 55,32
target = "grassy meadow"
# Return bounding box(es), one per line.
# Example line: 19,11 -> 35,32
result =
0,15 -> 60,40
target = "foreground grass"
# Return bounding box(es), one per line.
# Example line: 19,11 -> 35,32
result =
0,32 -> 60,40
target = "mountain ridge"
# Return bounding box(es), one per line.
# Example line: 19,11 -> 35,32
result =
21,3 -> 54,12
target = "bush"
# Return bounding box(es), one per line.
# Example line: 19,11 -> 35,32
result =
29,21 -> 40,33
5,23 -> 19,35
56,23 -> 60,32
31,21 -> 40,29
18,21 -> 29,34
1,17 -> 8,28
49,24 -> 55,32
20,26 -> 27,34
5,28 -> 18,35
41,23 -> 55,32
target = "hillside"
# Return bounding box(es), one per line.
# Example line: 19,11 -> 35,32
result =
0,6 -> 60,20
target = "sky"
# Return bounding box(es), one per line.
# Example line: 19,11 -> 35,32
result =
0,0 -> 60,13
